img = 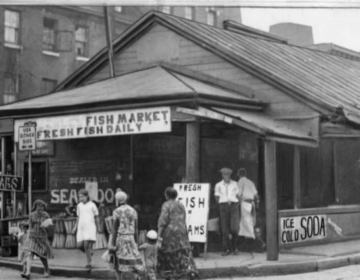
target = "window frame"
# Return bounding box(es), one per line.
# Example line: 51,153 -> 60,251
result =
75,25 -> 89,58
23,160 -> 49,193
43,17 -> 58,51
41,78 -> 57,95
207,10 -> 217,26
3,73 -> 20,104
4,9 -> 21,45
185,7 -> 194,20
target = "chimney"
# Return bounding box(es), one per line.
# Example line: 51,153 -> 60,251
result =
269,23 -> 314,47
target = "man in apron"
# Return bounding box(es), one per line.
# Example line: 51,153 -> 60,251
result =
237,168 -> 260,241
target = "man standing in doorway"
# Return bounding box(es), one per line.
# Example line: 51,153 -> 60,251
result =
237,168 -> 259,241
214,168 -> 240,256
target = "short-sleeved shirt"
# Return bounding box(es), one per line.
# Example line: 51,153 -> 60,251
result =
113,204 -> 137,235
139,243 -> 159,267
238,177 -> 258,200
214,180 -> 239,203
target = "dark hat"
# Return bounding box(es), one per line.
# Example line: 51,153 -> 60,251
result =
32,199 -> 47,211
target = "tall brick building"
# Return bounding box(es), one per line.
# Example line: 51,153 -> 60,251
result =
0,6 -> 241,105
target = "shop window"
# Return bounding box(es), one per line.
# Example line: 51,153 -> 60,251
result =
115,6 -> 123,13
300,140 -> 334,208
43,17 -> 58,51
3,73 -> 20,104
24,161 -> 48,192
75,26 -> 88,57
276,143 -> 294,210
161,6 -> 171,14
334,139 -> 360,205
42,78 -> 57,95
185,7 -> 193,20
4,10 -> 20,45
207,10 -> 217,26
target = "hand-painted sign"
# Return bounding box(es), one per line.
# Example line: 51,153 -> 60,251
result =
14,107 -> 171,141
32,141 -> 55,157
18,126 -> 36,151
0,175 -> 23,192
280,215 -> 327,244
174,183 -> 210,243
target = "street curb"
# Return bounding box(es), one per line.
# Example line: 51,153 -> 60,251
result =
1,254 -> 360,279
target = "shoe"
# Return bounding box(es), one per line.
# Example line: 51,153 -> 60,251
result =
21,274 -> 31,280
233,249 -> 239,256
85,264 -> 92,272
221,250 -> 230,256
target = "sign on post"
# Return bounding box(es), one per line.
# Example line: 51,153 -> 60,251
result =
18,126 -> 36,151
174,183 -> 210,243
280,215 -> 327,245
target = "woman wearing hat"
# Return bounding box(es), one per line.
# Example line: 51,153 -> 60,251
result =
23,199 -> 53,279
109,191 -> 144,280
157,187 -> 197,280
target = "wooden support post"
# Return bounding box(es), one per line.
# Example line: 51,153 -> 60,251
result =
264,140 -> 278,261
293,146 -> 301,209
185,122 -> 200,182
1,137 -> 4,220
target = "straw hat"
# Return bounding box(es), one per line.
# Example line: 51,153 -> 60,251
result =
219,167 -> 233,175
146,230 -> 158,240
115,191 -> 127,204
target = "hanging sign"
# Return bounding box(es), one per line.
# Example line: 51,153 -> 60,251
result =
0,175 -> 23,192
174,183 -> 210,243
18,126 -> 36,151
280,215 -> 327,244
14,107 -> 171,141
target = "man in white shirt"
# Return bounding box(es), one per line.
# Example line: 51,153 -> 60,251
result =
237,168 -> 259,240
214,167 -> 240,256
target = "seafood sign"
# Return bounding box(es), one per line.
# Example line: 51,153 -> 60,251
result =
14,107 -> 171,141
174,183 -> 210,243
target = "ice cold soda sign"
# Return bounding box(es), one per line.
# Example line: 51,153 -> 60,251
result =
174,183 -> 210,243
280,215 -> 327,244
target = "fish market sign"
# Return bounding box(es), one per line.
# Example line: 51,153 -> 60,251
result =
14,107 -> 171,141
280,215 -> 327,244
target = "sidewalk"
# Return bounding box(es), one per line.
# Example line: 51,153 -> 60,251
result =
1,240 -> 360,279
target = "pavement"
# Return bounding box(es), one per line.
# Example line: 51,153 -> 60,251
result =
1,240 -> 360,279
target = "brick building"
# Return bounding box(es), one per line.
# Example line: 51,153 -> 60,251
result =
0,6 -> 241,105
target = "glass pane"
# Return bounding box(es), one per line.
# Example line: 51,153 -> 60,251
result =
207,12 -> 215,26
76,41 -> 86,56
162,6 -> 171,14
43,28 -> 55,50
5,10 -> 19,28
5,27 -> 16,43
185,7 -> 192,20
75,27 -> 86,42
115,6 -> 122,12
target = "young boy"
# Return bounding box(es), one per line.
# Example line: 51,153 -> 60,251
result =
16,222 -> 29,275
72,189 -> 99,270
139,230 -> 159,280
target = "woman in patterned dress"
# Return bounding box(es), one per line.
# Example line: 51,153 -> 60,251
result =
23,199 -> 54,279
157,187 -> 198,280
109,191 -> 144,280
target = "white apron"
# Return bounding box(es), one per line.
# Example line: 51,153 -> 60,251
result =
239,201 -> 256,239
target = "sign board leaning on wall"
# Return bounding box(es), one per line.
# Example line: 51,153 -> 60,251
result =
0,175 -> 23,192
14,107 -> 171,141
280,215 -> 327,245
174,183 -> 210,243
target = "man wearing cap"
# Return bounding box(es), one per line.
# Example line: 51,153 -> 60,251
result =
214,167 -> 240,256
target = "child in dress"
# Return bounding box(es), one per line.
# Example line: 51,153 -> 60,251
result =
16,222 -> 30,275
138,230 -> 159,280
72,189 -> 99,270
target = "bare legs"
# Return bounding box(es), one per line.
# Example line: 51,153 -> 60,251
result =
24,253 -> 50,278
77,240 -> 94,267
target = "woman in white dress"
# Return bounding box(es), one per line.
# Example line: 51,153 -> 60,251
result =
72,189 -> 99,270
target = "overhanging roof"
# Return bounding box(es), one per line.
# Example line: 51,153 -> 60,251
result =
55,11 -> 360,125
0,66 -> 263,118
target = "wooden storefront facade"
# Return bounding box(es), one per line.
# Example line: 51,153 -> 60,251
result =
1,11 -> 360,260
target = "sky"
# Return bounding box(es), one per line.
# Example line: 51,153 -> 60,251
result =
241,8 -> 360,51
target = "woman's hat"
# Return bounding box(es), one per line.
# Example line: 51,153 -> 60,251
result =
32,199 -> 47,211
115,191 -> 127,204
146,230 -> 158,240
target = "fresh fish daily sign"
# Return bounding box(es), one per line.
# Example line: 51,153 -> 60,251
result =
14,107 -> 171,141
174,183 -> 210,243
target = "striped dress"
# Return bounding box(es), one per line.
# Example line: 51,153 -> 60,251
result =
28,211 -> 54,259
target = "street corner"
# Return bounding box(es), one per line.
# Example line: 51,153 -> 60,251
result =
317,256 -> 351,271
248,260 -> 317,277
